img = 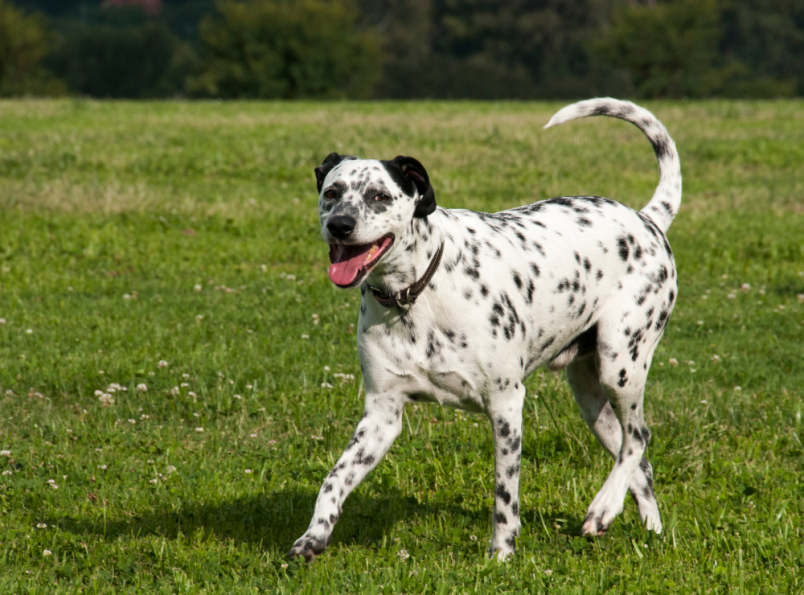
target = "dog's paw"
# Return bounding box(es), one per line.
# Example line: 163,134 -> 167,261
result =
487,546 -> 515,561
487,535 -> 517,561
582,482 -> 626,537
581,511 -> 611,537
287,533 -> 330,562
642,509 -> 663,534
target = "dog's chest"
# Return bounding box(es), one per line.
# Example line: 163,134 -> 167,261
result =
357,303 -> 489,412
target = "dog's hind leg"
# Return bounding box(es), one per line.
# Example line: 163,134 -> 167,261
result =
566,348 -> 662,536
288,393 -> 405,562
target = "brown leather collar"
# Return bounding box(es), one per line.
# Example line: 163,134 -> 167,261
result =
368,241 -> 445,308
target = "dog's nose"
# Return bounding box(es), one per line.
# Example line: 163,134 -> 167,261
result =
327,215 -> 356,240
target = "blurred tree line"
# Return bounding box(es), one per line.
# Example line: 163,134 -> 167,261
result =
2,0 -> 803,99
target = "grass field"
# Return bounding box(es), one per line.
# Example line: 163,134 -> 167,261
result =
0,99 -> 803,594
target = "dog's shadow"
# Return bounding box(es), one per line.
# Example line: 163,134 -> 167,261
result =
52,488 -> 494,554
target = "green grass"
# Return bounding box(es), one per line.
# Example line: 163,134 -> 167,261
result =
0,99 -> 803,594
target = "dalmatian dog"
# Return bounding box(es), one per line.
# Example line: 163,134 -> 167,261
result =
288,98 -> 681,561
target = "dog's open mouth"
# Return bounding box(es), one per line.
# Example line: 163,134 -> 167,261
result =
328,234 -> 394,288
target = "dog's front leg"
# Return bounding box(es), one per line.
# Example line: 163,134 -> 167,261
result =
288,394 -> 404,562
487,385 -> 525,560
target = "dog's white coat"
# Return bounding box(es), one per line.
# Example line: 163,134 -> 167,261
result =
289,99 -> 681,561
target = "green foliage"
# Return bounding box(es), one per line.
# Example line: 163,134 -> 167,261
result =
719,0 -> 804,97
45,20 -> 198,99
187,0 -> 382,99
596,0 -> 740,98
0,99 -> 803,592
0,0 -> 65,96
369,0 -> 627,99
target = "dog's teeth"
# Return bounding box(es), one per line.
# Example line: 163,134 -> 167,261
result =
365,244 -> 379,262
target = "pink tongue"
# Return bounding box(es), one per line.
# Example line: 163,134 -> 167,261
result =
328,237 -> 391,286
329,243 -> 375,286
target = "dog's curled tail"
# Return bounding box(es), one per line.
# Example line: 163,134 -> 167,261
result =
544,98 -> 681,234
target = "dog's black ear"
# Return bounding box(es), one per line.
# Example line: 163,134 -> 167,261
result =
314,153 -> 357,193
389,155 -> 436,218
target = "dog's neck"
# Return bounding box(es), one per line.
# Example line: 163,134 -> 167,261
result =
364,215 -> 444,297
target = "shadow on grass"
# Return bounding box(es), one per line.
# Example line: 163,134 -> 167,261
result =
51,488 -> 492,554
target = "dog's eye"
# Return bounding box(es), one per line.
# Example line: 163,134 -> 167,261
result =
324,189 -> 337,200
374,193 -> 391,202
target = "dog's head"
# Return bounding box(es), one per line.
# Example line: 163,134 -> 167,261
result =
315,152 -> 436,288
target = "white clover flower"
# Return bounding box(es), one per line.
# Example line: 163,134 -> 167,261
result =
137,384 -> 147,393
668,358 -> 678,367
166,465 -> 176,474
0,318 -> 5,324
37,523 -> 47,529
250,433 -> 257,438
233,394 -> 242,400
170,387 -> 180,396
544,569 -> 552,576
188,391 -> 197,398
0,450 -> 10,457
195,427 -> 204,432
245,384 -> 253,389
26,329 -> 33,334
94,390 -> 104,396
43,549 -> 52,556
734,386 -> 742,391
398,549 -> 410,561
301,334 -> 310,340
196,314 -> 204,322
469,535 -> 477,541
712,355 -> 721,362
2,470 -> 12,476
128,419 -> 136,424
194,284 -> 202,292
741,283 -> 751,292
321,382 -> 333,389
181,383 -> 189,388
268,439 -> 277,445
727,293 -> 736,299
123,294 -> 131,300
158,360 -> 169,369
98,393 -> 114,406
245,469 -> 252,474
150,479 -> 158,484
99,464 -> 107,470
